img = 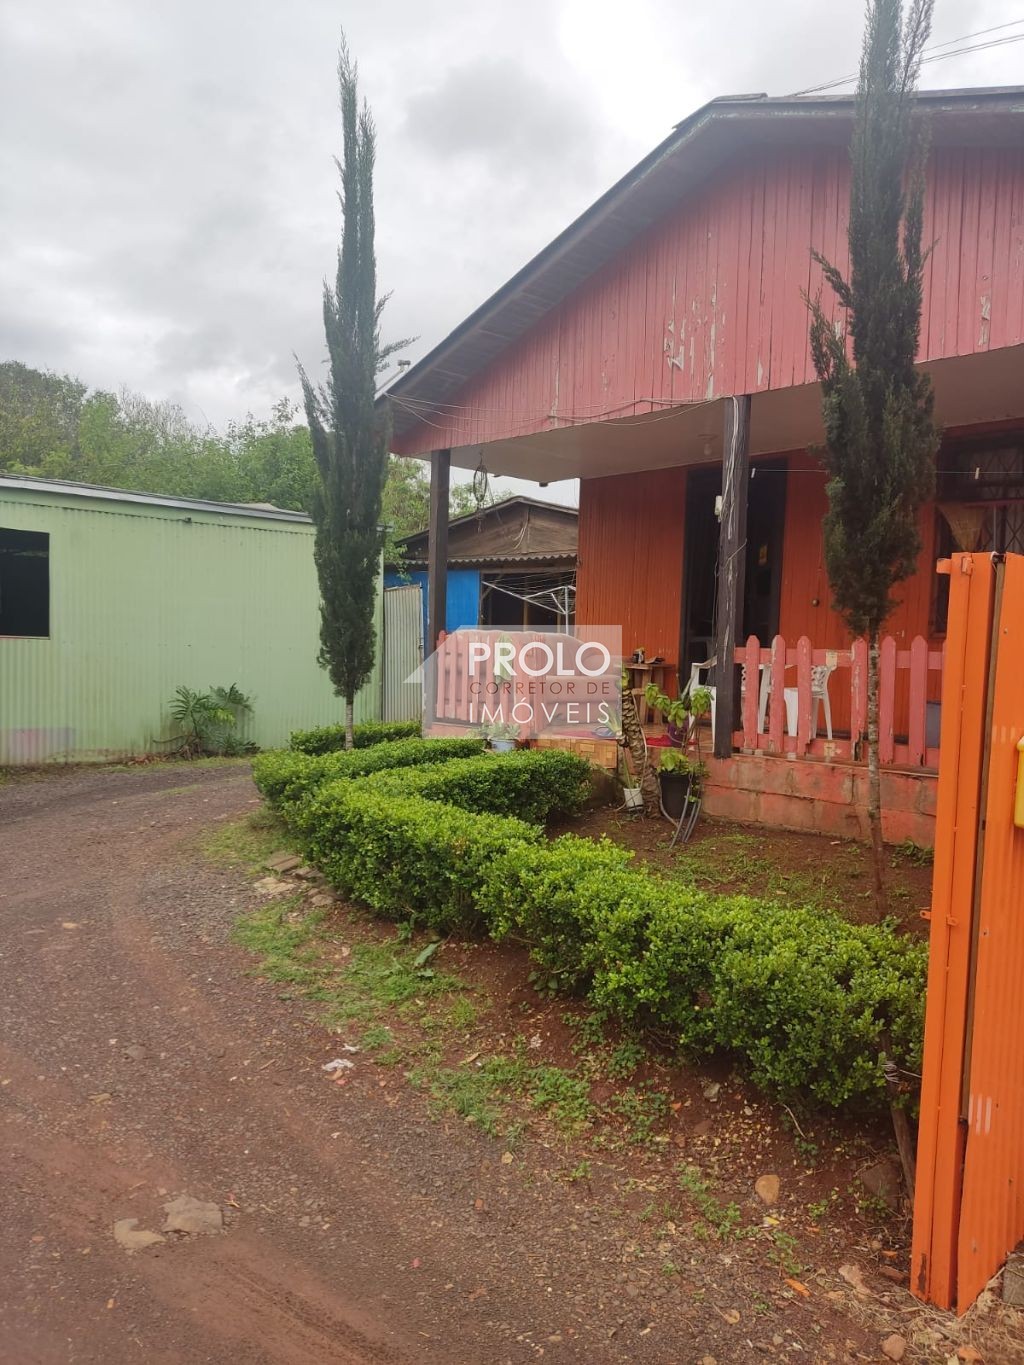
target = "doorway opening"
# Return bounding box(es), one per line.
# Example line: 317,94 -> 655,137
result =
679,459 -> 788,684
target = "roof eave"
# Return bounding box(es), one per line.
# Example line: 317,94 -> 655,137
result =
384,86 -> 1024,448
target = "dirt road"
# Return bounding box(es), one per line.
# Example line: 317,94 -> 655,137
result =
0,762 -> 943,1363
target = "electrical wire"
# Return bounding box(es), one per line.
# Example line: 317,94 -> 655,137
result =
389,391 -> 719,439
790,18 -> 1024,97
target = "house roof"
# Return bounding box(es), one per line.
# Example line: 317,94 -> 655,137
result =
385,85 -> 1024,445
396,494 -> 577,567
0,474 -> 311,524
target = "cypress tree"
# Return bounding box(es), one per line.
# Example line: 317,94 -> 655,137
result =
299,41 -> 407,749
808,0 -> 939,911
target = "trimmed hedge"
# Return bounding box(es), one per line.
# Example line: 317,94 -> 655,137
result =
364,749 -> 592,824
253,738 -> 928,1108
253,736 -> 485,810
289,719 -> 421,756
295,781 -> 540,933
480,837 -> 926,1107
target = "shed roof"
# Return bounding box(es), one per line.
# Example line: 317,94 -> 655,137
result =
385,85 -> 1024,445
0,475 -> 311,524
397,494 -> 577,567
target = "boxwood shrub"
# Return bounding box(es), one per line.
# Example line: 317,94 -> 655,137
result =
253,736 -> 485,811
481,836 -> 927,1107
295,780 -> 541,933
251,738 -> 928,1109
289,719 -> 421,755
364,749 -> 592,824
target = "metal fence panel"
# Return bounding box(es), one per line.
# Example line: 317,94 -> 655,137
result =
383,584 -> 423,722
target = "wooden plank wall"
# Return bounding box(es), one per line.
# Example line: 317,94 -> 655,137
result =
576,467 -> 687,691
394,146 -> 1024,457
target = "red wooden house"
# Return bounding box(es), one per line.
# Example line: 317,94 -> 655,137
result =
388,87 -> 1024,845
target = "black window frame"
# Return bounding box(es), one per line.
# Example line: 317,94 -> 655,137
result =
0,526 -> 51,639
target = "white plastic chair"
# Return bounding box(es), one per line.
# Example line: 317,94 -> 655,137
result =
783,662 -> 836,741
685,657 -> 770,743
689,657 -> 835,742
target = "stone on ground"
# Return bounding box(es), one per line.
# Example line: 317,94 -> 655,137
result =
162,1194 -> 223,1235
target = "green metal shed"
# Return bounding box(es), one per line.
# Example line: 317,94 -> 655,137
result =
0,476 -> 382,762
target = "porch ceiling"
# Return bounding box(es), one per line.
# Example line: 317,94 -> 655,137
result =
442,344 -> 1024,483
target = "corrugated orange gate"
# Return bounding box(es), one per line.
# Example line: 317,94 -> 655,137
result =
912,551 -> 1024,1312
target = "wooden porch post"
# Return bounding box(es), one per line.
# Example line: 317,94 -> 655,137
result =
713,396 -> 751,759
427,448 -> 450,656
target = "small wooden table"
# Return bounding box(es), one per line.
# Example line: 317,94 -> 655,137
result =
626,661 -> 673,724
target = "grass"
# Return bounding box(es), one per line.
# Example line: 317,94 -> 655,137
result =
233,898 -> 326,989
668,829 -> 870,916
201,807 -> 292,872
230,868 -> 679,1150
233,900 -> 466,1031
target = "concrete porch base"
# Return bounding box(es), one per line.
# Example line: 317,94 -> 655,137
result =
703,752 -> 938,847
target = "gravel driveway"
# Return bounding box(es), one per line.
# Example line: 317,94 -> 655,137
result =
0,762 -> 906,1364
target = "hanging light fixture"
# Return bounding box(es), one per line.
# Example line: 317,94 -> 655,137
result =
472,457 -> 490,513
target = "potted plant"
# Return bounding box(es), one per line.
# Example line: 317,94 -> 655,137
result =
485,721 -> 520,753
642,682 -> 713,823
655,748 -> 708,820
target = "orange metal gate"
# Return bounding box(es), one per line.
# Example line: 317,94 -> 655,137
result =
912,552 -> 1024,1312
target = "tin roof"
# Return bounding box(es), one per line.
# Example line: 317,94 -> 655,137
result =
385,85 -> 1024,444
0,475 -> 311,524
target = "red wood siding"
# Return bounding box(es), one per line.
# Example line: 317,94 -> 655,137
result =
395,146 -> 1024,456
576,455 -> 944,735
778,456 -> 939,650
576,468 -> 686,686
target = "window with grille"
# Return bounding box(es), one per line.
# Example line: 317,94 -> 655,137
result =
933,436 -> 1024,632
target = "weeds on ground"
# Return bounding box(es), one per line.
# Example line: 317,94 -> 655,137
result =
201,808 -> 291,872
668,829 -> 870,916
892,838 -> 934,867
233,900 -> 465,1034
677,1165 -> 747,1241
610,1085 -> 671,1145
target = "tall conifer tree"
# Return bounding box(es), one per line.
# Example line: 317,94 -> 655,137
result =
808,0 -> 939,909
299,40 -> 406,748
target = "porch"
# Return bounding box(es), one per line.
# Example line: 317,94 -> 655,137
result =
639,625 -> 943,846
410,349 -> 1021,849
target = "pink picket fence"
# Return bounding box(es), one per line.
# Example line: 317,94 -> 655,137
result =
730,634 -> 945,769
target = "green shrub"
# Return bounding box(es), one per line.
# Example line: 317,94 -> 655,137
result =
364,749 -> 592,824
706,904 -> 927,1106
296,781 -> 541,932
253,731 -> 928,1109
481,837 -> 927,1107
252,736 -> 485,811
289,719 -> 420,755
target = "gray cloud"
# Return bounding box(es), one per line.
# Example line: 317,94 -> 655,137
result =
0,0 -> 1017,465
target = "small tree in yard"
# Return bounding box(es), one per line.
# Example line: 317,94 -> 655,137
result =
299,41 -> 408,749
808,0 -> 939,913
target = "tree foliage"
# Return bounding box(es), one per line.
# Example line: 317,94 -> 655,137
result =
1,362 -> 501,540
808,0 -> 939,638
0,362 -> 87,472
808,0 -> 940,937
296,41 -> 408,742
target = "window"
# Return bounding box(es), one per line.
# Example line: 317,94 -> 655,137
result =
933,436 -> 1024,632
0,528 -> 50,637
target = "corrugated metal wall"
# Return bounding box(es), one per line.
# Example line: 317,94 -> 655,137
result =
0,488 -> 381,762
383,569 -> 481,636
382,584 -> 423,722
394,146 -> 1024,457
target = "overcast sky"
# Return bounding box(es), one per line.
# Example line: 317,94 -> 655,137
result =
1,0 -> 1022,502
